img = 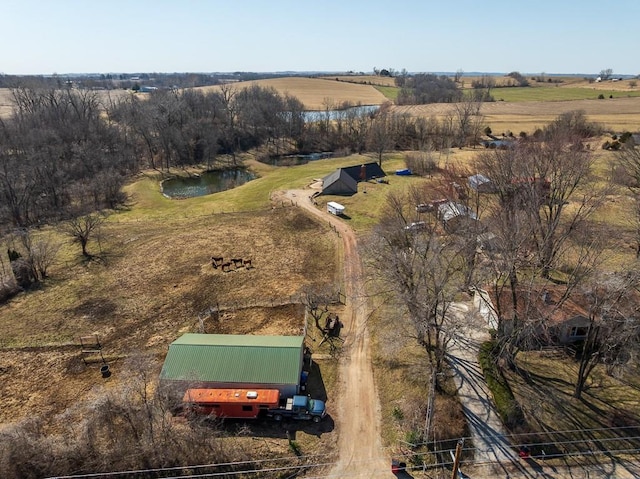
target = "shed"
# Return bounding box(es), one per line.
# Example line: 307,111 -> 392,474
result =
322,169 -> 358,195
159,333 -> 304,398
468,174 -> 495,193
437,201 -> 481,233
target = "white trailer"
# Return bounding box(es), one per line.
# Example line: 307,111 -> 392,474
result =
327,201 -> 345,216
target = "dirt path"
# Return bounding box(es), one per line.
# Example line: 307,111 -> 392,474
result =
279,189 -> 392,478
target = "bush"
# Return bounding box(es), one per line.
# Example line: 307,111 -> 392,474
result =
392,406 -> 405,421
405,151 -> 437,176
598,94 -> 605,99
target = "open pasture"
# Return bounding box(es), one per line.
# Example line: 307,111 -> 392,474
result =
0,163 -> 345,428
393,97 -> 640,134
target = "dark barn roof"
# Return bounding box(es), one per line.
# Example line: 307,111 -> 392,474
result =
341,162 -> 386,183
322,169 -> 358,195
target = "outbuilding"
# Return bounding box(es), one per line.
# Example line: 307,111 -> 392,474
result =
159,333 -> 305,398
321,169 -> 358,195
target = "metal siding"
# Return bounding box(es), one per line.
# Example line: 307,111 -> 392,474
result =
160,334 -> 303,386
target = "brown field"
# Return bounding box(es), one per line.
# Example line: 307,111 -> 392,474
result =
392,97 -> 640,134
321,75 -> 397,87
198,76 -> 388,109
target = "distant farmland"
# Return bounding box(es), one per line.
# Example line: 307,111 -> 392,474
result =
198,76 -> 388,110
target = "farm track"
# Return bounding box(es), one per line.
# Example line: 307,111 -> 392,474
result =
278,189 -> 392,478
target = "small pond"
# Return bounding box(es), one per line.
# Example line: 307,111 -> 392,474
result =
161,169 -> 255,198
302,104 -> 379,122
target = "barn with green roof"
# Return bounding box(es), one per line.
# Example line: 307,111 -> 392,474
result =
159,333 -> 305,397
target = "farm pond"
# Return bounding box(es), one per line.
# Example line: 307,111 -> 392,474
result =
161,169 -> 255,198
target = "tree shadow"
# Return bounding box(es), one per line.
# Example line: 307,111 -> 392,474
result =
305,360 -> 328,402
197,414 -> 335,439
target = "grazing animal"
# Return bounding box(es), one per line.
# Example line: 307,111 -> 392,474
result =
221,262 -> 232,272
211,256 -> 224,269
231,258 -> 244,268
243,259 -> 252,269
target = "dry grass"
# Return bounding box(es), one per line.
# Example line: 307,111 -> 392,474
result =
321,75 -> 397,87
393,97 -> 640,134
0,88 -> 13,118
370,293 -> 468,467
197,77 -> 388,110
505,352 -> 640,456
0,185 -> 339,438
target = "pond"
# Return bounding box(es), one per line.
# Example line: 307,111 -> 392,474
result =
161,169 -> 255,198
302,104 -> 379,122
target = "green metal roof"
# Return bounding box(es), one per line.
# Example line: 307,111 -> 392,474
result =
160,334 -> 304,385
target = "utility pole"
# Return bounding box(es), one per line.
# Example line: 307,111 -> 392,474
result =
451,439 -> 464,479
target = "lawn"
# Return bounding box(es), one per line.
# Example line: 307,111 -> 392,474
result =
505,351 -> 640,461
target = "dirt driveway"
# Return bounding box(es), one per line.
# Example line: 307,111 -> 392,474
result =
279,189 -> 392,478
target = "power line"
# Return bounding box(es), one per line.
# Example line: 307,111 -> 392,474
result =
46,425 -> 640,479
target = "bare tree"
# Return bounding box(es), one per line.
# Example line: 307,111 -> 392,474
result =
573,271 -> 640,398
599,68 -> 614,81
301,285 -> 343,354
452,95 -> 484,148
616,144 -> 640,256
366,189 -> 466,383
12,228 -> 60,281
65,213 -> 106,258
476,128 -> 605,366
367,103 -> 394,166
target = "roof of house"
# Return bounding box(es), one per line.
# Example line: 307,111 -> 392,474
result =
468,174 -> 492,190
341,162 -> 386,182
322,168 -> 358,193
160,334 -> 304,385
437,201 -> 478,222
488,285 -> 590,326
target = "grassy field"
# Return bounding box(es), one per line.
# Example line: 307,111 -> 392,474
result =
491,86 -> 640,102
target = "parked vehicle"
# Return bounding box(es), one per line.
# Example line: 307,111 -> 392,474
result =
267,394 -> 326,422
182,388 -> 327,422
327,201 -> 345,216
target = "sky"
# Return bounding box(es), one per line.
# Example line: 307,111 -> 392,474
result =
2,0 -> 639,76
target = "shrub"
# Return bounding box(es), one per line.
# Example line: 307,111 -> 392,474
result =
478,341 -> 525,429
392,406 -> 405,421
598,94 -> 605,99
405,151 -> 437,176
405,429 -> 421,447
